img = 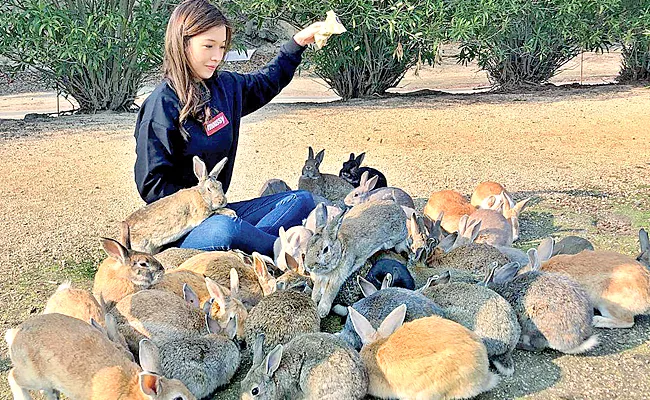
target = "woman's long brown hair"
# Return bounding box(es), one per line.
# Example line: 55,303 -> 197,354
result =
164,0 -> 232,131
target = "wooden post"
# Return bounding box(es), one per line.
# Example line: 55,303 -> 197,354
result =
580,52 -> 584,85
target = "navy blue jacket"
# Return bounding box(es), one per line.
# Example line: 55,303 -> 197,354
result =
134,39 -> 306,204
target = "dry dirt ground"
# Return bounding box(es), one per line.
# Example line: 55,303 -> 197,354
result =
1,50 -> 649,399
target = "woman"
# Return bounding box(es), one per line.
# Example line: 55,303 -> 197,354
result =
134,0 -> 323,256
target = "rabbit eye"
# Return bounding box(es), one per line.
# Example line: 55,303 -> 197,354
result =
251,387 -> 260,396
173,397 -> 183,400
322,246 -> 330,254
138,262 -> 148,268
354,193 -> 359,197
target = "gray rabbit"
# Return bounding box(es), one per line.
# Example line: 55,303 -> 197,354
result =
420,271 -> 521,375
338,277 -> 446,350
305,200 -> 410,317
240,333 -> 368,400
297,147 -> 354,204
486,259 -> 599,354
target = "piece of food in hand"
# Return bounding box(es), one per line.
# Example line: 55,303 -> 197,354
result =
315,10 -> 347,49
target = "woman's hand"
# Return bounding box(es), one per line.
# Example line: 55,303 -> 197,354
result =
293,22 -> 324,47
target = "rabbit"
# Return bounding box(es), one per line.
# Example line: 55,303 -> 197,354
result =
305,200 -> 411,317
244,284 -> 320,357
338,277 -> 445,350
203,271 -> 249,341
154,247 -> 205,269
470,183 -> 531,241
44,281 -> 105,325
273,225 -> 313,271
638,228 -> 650,267
349,304 -> 499,399
179,250 -> 264,309
469,207 -> 514,247
365,258 -> 415,290
530,239 -> 650,328
297,147 -> 354,203
331,259 -> 374,315
552,235 -> 595,256
420,271 -> 521,376
499,191 -> 531,242
259,178 -> 292,197
92,234 -> 165,309
151,268 -> 212,307
5,313 -> 195,400
125,156 -> 236,254
276,253 -> 313,293
110,288 -> 208,353
302,202 -> 343,233
343,171 -> 415,208
338,151 -> 388,188
486,258 -> 599,353
423,189 -> 477,234
240,332 -> 368,400
157,316 -> 240,399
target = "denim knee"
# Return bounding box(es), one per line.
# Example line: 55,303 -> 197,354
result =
179,215 -> 240,251
291,190 -> 316,214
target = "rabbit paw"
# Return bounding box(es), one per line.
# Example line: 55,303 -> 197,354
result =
317,302 -> 331,318
218,208 -> 237,218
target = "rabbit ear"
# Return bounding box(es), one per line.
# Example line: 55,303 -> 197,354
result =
437,232 -> 457,253
229,268 -> 240,298
139,372 -> 162,396
381,272 -> 393,289
193,156 -> 208,181
284,252 -> 300,273
537,237 -> 554,262
481,195 -> 499,209
209,157 -> 228,178
482,262 -> 499,286
183,283 -> 200,308
308,146 -> 314,160
90,318 -> 104,333
468,219 -> 482,242
357,275 -> 377,297
253,333 -> 266,366
348,306 -> 377,345
253,254 -> 276,296
527,248 -> 542,271
513,197 -> 531,216
120,222 -> 131,250
359,170 -> 369,187
265,345 -> 283,376
457,214 -> 469,235
205,314 -> 223,335
314,203 -> 328,231
416,276 -> 435,293
225,314 -> 238,340
639,229 -> 649,252
494,262 -> 521,283
409,214 -> 421,236
431,270 -> 451,286
205,277 -> 228,310
202,298 -> 214,315
355,152 -> 366,165
100,238 -> 128,265
314,149 -> 325,167
348,152 -> 355,161
366,175 -> 379,191
278,226 -> 289,246
139,339 -> 162,374
377,304 -> 407,338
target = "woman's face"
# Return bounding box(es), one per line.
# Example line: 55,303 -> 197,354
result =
186,25 -> 228,80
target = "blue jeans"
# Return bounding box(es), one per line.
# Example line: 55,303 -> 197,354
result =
178,190 -> 315,257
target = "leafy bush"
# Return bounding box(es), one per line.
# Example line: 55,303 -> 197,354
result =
219,0 -> 447,100
449,0 -> 613,89
611,0 -> 650,81
0,0 -> 170,113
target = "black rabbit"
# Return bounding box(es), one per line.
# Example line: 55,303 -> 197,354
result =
339,152 -> 387,188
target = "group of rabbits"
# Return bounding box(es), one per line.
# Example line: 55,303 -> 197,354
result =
6,148 -> 650,400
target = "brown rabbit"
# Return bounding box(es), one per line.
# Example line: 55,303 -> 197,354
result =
349,304 -> 499,399
534,241 -> 650,328
423,190 -> 477,234
468,207 -> 514,247
204,272 -> 249,340
151,269 -> 212,307
179,250 -> 264,309
6,313 -> 195,399
470,181 -> 509,208
92,235 -> 164,309
297,147 -> 354,203
44,281 -> 105,324
125,156 -> 235,254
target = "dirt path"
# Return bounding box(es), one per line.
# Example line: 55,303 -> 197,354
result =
1,82 -> 649,397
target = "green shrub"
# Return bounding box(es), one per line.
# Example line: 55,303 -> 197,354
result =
219,0 -> 447,100
612,1 -> 650,81
449,0 -> 613,89
0,0 -> 170,113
